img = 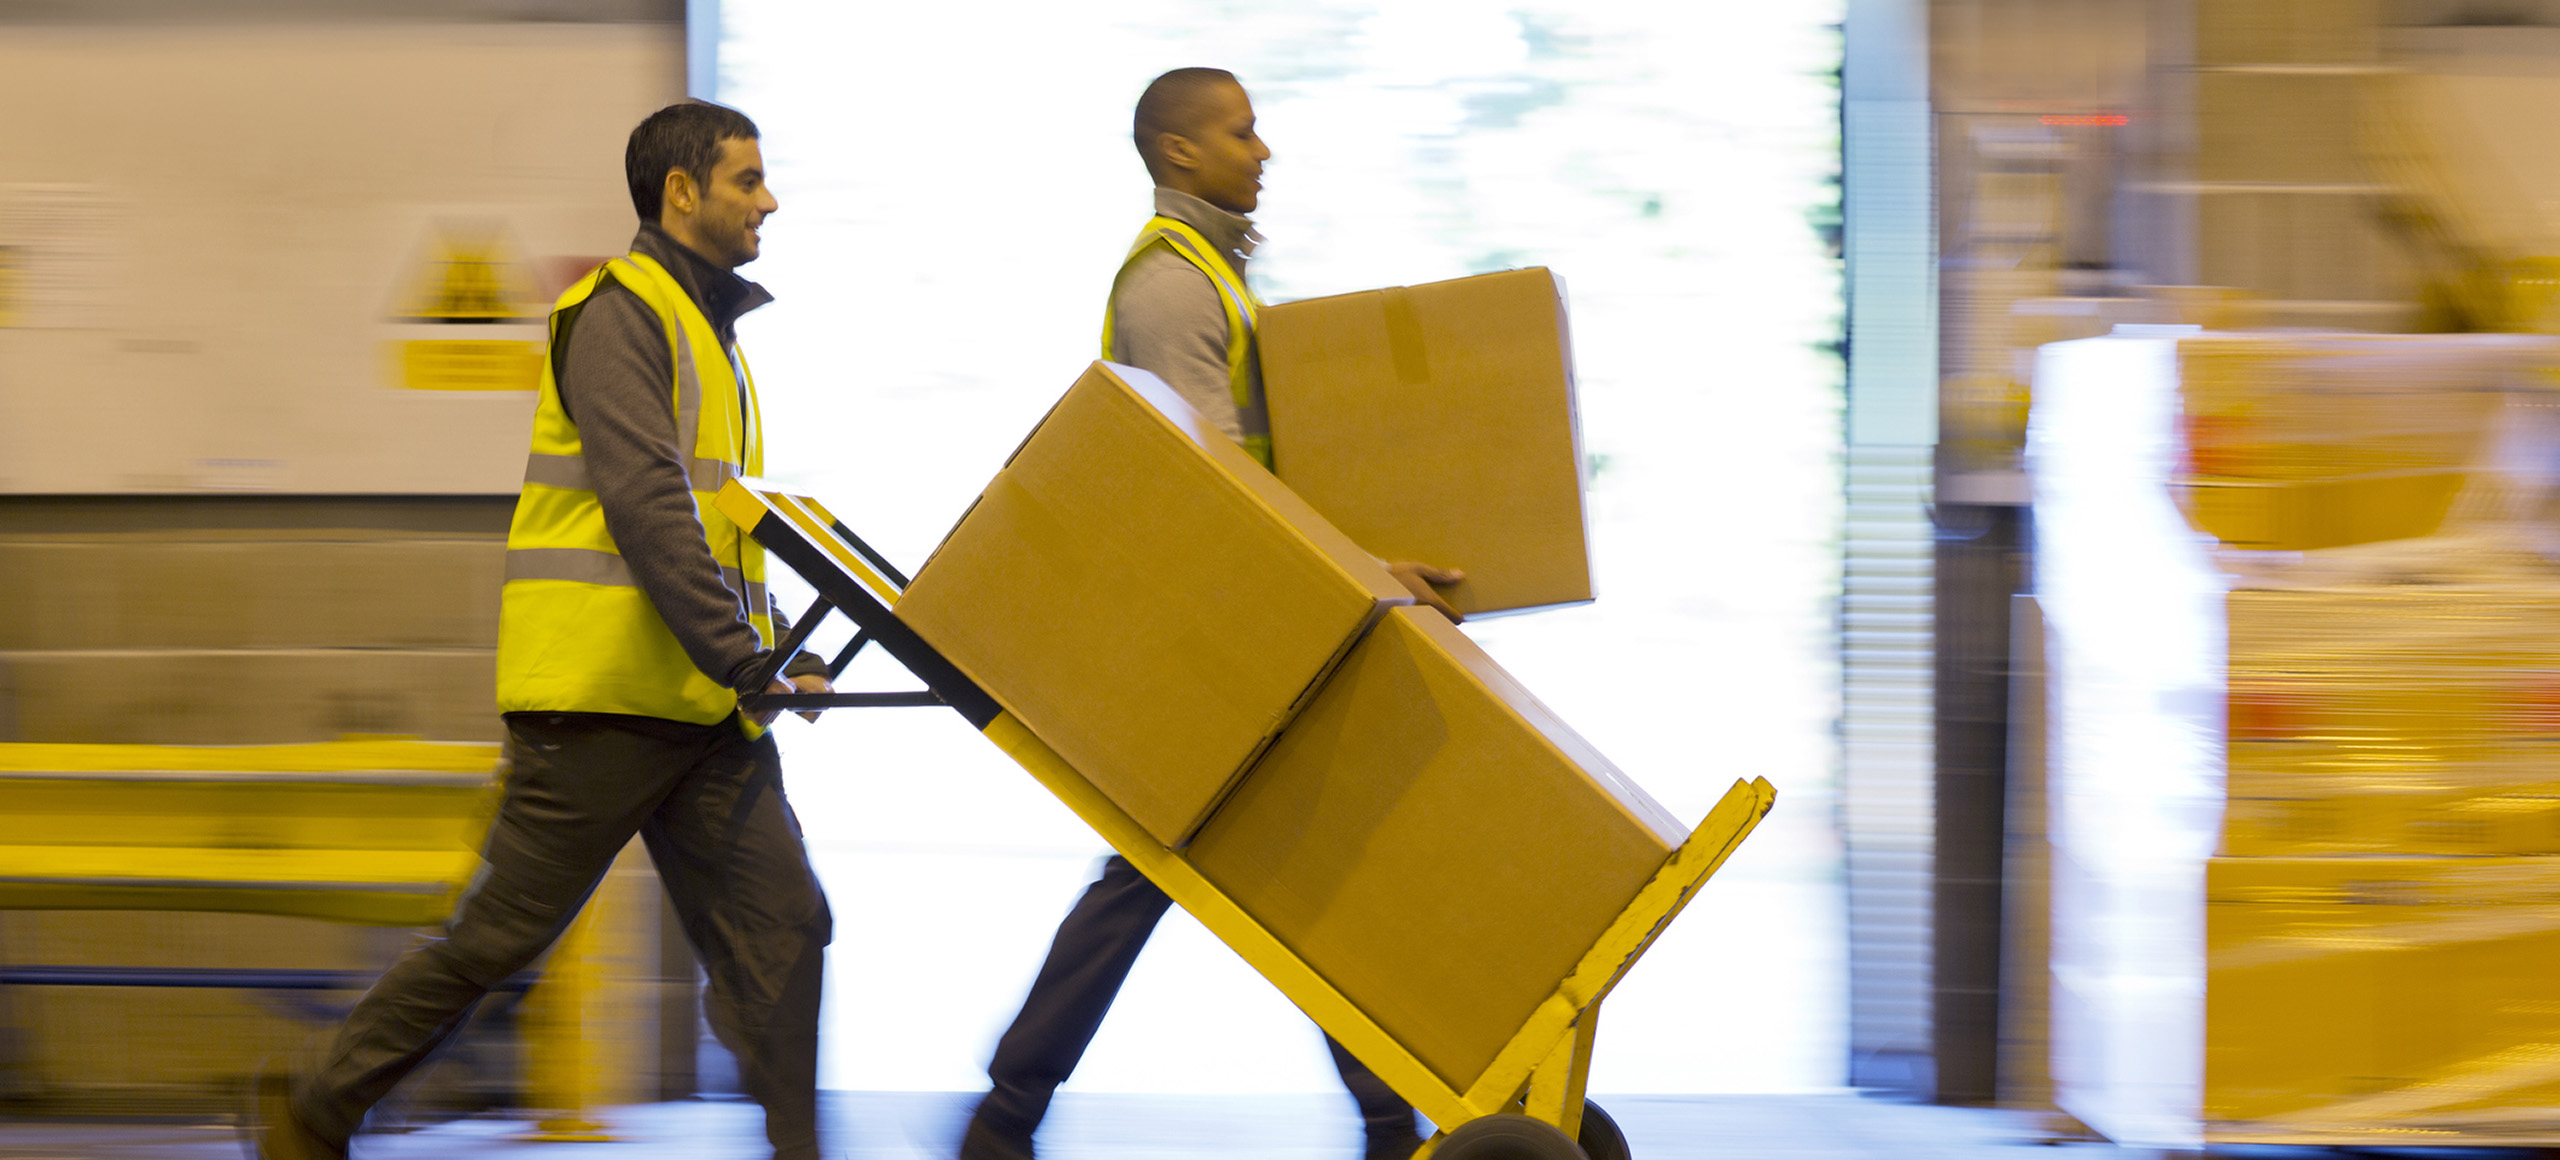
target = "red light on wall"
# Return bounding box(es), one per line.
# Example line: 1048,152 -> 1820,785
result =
2041,114 -> 2129,127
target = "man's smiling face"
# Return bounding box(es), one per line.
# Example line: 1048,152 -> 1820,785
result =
693,136 -> 778,269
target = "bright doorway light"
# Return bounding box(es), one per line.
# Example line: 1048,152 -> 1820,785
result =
721,0 -> 1846,1096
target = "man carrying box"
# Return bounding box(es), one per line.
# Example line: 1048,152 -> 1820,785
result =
251,102 -> 837,1160
957,67 -> 1458,1160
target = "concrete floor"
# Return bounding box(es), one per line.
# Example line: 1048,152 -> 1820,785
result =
7,1093 -> 2533,1160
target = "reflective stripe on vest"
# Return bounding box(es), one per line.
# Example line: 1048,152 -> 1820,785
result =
1102,215 -> 1272,468
495,252 -> 772,728
523,452 -> 737,494
501,547 -> 770,615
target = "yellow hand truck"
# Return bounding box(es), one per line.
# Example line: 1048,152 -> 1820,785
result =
718,479 -> 1775,1160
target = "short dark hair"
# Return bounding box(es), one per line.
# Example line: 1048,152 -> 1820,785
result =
625,101 -> 761,222
1133,67 -> 1240,181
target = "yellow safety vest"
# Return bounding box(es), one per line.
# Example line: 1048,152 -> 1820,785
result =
496,252 -> 772,729
1102,215 -> 1271,468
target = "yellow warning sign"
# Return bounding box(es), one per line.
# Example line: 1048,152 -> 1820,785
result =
394,340 -> 546,392
387,221 -> 543,391
393,223 -> 539,322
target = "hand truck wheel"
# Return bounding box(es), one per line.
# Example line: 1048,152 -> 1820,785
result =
1433,1113 -> 1588,1160
1578,1100 -> 1630,1160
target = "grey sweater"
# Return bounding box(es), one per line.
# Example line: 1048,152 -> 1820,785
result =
1108,188 -> 1265,445
553,224 -> 820,693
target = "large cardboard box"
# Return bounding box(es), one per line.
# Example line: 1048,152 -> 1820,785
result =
2192,0 -> 2378,68
0,535 -> 504,651
896,361 -> 1410,847
2194,72 -> 2367,185
1,648 -> 500,744
2206,855 -> 2560,1126
2224,586 -> 2560,856
2222,761 -> 2560,857
1257,268 -> 1593,617
1188,606 -> 1684,1087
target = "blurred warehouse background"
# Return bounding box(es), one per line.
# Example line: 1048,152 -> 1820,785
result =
11,0 -> 2560,1153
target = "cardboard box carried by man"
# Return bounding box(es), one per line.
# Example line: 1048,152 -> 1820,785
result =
1259,267 -> 1595,618
901,265 -> 1600,848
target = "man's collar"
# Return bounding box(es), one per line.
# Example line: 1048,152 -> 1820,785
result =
630,223 -> 774,336
1153,187 -> 1262,265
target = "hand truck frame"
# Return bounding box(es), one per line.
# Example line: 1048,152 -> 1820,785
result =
719,479 -> 1775,1160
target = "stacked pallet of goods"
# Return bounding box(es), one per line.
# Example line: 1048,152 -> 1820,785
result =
2034,328 -> 2560,1147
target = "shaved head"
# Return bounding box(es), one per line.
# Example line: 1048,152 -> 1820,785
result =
1134,67 -> 1243,183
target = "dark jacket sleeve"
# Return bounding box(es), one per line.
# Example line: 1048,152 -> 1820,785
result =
558,282 -> 778,691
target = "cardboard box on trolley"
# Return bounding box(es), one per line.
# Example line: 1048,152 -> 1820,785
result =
1189,605 -> 1685,1086
719,389 -> 1777,1139
894,361 -> 1412,848
1257,268 -> 1594,617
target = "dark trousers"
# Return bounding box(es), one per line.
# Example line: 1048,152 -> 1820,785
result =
295,711 -> 833,1160
973,854 -> 1417,1146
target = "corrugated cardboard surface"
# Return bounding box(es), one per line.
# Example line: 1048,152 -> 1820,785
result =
2224,586 -> 2560,856
896,361 -> 1408,847
0,535 -> 503,650
2194,72 -> 2368,185
1188,607 -> 1683,1088
1258,268 -> 1593,616
2205,855 -> 2560,1126
2222,772 -> 2560,857
0,648 -> 499,744
2193,0 -> 2377,67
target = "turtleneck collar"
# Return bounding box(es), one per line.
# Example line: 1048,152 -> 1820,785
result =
1152,187 -> 1262,274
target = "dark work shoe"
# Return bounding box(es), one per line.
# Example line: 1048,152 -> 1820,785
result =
1364,1127 -> 1424,1160
957,1116 -> 1036,1160
241,1067 -> 345,1160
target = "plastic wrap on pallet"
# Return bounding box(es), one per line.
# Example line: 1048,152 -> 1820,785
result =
2034,327 -> 2224,1152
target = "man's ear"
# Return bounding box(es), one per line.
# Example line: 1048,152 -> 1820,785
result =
1156,131 -> 1201,174
662,168 -> 697,219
